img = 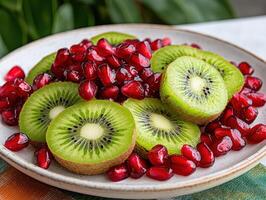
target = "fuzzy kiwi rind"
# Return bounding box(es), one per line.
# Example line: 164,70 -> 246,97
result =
151,45 -> 244,99
91,31 -> 136,45
160,56 -> 228,125
19,82 -> 82,143
123,98 -> 200,155
46,100 -> 136,175
26,52 -> 56,84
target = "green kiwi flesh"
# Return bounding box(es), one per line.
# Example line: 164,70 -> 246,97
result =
123,98 -> 200,155
26,52 -> 56,84
91,31 -> 136,45
160,56 -> 228,125
46,100 -> 136,175
151,45 -> 244,99
19,82 -> 82,143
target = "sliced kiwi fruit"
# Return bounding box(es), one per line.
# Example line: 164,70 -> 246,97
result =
91,31 -> 136,45
123,98 -> 200,155
19,82 -> 82,143
151,45 -> 244,99
160,56 -> 228,125
26,52 -> 56,84
46,100 -> 136,175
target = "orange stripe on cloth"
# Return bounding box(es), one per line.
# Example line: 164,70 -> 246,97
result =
0,167 -> 73,200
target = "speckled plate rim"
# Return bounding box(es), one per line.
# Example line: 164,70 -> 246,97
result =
0,24 -> 265,193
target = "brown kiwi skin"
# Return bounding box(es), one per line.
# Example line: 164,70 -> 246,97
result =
53,130 -> 136,175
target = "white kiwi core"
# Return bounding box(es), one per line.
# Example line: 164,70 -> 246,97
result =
190,76 -> 206,93
80,123 -> 104,140
150,113 -> 174,131
49,106 -> 65,120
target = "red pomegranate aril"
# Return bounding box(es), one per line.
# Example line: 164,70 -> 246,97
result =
97,38 -> 115,57
238,62 -> 254,75
197,142 -> 215,168
200,133 -> 212,146
244,76 -> 262,91
107,163 -> 129,182
230,93 -> 252,111
205,120 -> 222,134
129,53 -> 150,71
99,86 -> 119,100
136,41 -> 152,59
54,48 -> 70,66
123,39 -> 140,46
146,166 -> 173,181
181,144 -> 201,166
220,106 -> 234,125
86,47 -> 105,63
162,37 -> 171,46
140,68 -> 153,81
78,81 -> 98,100
0,97 -> 11,112
33,73 -> 53,90
210,136 -> 232,157
80,39 -> 92,49
51,64 -> 64,79
13,78 -> 32,97
106,55 -> 121,69
170,155 -> 196,176
97,64 -> 116,87
239,106 -> 258,124
4,132 -> 29,151
121,81 -> 145,99
190,43 -> 201,49
5,66 -> 25,82
148,144 -> 169,166
247,124 -> 266,144
116,43 -> 136,58
36,147 -> 52,169
1,109 -> 18,126
146,73 -> 162,91
127,153 -> 148,179
150,39 -> 163,51
0,82 -> 17,99
83,62 -> 97,80
246,92 -> 266,107
70,44 -> 87,62
225,116 -> 250,137
124,65 -> 138,77
116,67 -> 134,84
65,70 -> 81,83
240,87 -> 252,95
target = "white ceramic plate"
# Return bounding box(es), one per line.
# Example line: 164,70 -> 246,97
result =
0,25 -> 265,199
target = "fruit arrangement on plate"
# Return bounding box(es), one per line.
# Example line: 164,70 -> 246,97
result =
1,31 -> 266,182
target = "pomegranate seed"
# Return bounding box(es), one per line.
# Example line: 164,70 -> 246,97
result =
240,87 -> 252,95
246,92 -> 266,107
36,147 -> 52,169
33,73 -> 53,90
83,62 -> 97,80
244,76 -> 262,91
162,37 -> 171,46
200,133 -> 212,146
230,93 -> 252,111
127,153 -> 148,179
140,68 -> 153,81
106,55 -> 121,69
181,144 -> 201,166
116,67 -> 134,85
205,120 -> 222,134
78,80 -> 98,100
238,62 -> 254,75
123,39 -> 140,46
80,39 -> 92,49
99,86 -> 119,100
239,106 -> 258,124
220,106 -> 234,125
5,66 -> 25,82
136,41 -> 152,59
150,39 -> 163,51
129,53 -> 150,71
54,48 -> 70,66
225,116 -> 250,137
86,47 -> 104,63
210,136 -> 232,157
121,81 -> 145,99
97,38 -> 115,57
97,64 -> 116,87
13,78 -> 32,97
0,82 -> 18,99
67,64 -> 82,74
124,65 -> 138,77
0,97 -> 10,112
190,43 -> 201,49
146,166 -> 173,181
116,43 -> 136,58
4,132 -> 29,151
64,70 -> 81,83
197,142 -> 215,168
70,44 -> 86,62
1,109 -> 18,126
170,155 -> 196,176
146,73 -> 162,91
148,144 -> 169,166
107,163 -> 129,182
51,64 -> 64,79
247,124 -> 266,144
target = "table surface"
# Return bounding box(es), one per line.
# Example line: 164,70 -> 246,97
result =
177,15 -> 266,166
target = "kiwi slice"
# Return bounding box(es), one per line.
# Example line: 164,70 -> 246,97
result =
19,82 -> 82,143
91,31 -> 136,45
160,56 -> 228,125
123,98 -> 200,155
151,45 -> 244,99
26,52 -> 56,84
46,100 -> 136,175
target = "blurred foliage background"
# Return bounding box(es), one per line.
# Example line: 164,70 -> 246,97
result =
0,0 -> 234,57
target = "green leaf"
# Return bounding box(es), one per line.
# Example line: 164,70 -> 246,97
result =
52,3 -> 74,33
0,0 -> 22,12
0,35 -> 8,57
72,3 -> 95,28
75,0 -> 95,4
105,0 -> 142,23
0,8 -> 24,51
